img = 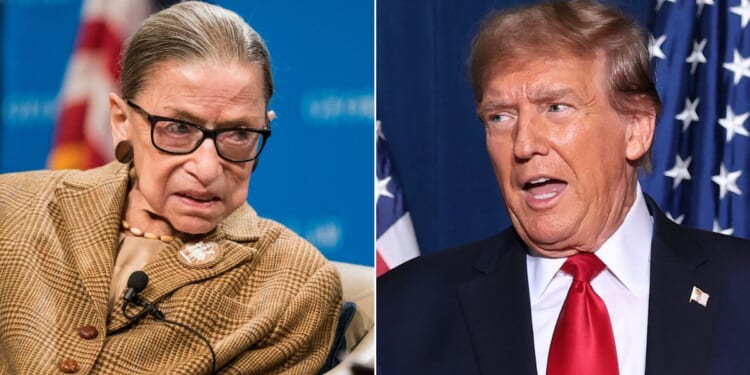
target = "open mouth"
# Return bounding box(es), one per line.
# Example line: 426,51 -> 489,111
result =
177,192 -> 220,204
523,177 -> 567,200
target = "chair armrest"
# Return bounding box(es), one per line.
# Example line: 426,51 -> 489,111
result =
323,329 -> 374,375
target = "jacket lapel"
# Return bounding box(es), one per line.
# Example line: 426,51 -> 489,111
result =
55,162 -> 130,321
453,195 -> 718,375
54,162 -> 270,332
458,232 -> 537,375
645,196 -> 718,374
109,203 -> 266,331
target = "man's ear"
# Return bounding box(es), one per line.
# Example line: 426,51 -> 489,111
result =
625,109 -> 656,162
109,93 -> 129,144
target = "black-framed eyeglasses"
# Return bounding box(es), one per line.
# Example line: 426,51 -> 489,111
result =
126,100 -> 271,163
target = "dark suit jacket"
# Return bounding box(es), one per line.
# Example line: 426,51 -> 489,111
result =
377,196 -> 750,374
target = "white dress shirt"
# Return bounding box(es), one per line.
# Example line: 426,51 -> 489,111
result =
526,187 -> 653,375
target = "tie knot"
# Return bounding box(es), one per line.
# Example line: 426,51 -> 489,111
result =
561,253 -> 605,282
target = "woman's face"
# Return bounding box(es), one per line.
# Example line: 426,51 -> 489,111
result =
112,60 -> 267,234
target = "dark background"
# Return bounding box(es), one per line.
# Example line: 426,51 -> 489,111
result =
377,0 -> 655,255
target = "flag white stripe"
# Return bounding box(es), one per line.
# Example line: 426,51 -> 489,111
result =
377,212 -> 420,268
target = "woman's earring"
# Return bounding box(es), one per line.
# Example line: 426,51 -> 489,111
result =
115,140 -> 134,163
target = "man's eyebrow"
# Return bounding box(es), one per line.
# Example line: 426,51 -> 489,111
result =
476,85 -> 588,115
477,98 -> 513,116
527,87 -> 582,103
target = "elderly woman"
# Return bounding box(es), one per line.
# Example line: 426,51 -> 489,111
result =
0,2 -> 341,374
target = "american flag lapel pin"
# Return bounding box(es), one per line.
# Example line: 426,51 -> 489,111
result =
689,286 -> 709,307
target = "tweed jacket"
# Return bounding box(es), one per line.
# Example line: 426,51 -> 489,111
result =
0,162 -> 342,374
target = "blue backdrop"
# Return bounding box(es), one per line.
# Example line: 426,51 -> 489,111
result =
0,0 -> 374,266
377,0 -> 654,256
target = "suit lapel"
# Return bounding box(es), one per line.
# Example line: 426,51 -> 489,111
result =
55,163 -> 130,322
458,232 -> 537,375
453,196 -> 719,374
645,197 -> 718,375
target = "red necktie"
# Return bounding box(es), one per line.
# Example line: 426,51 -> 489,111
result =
547,253 -> 619,375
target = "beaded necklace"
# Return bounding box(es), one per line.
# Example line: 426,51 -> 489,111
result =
121,220 -> 174,243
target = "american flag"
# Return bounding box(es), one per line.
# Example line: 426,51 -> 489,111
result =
641,0 -> 750,238
376,122 -> 420,276
48,0 -> 152,170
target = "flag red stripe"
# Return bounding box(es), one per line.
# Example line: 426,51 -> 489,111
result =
75,20 -> 124,79
52,102 -> 88,145
376,250 -> 390,277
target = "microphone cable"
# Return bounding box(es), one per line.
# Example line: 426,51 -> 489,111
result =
122,271 -> 217,374
155,314 -> 216,375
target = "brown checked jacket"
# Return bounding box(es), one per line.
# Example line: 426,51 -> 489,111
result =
0,162 -> 342,374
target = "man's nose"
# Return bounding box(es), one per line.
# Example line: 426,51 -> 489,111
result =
512,113 -> 549,160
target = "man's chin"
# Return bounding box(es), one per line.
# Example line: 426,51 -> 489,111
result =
517,227 -> 581,257
528,245 -> 582,258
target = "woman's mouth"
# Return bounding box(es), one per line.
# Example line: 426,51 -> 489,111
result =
176,192 -> 220,204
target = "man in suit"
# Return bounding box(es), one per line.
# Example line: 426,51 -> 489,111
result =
377,1 -> 750,374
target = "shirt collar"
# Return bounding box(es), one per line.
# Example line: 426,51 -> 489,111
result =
526,185 -> 653,302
